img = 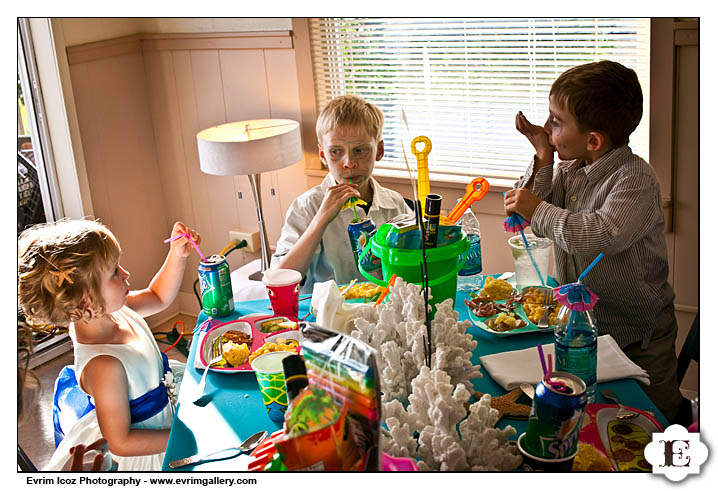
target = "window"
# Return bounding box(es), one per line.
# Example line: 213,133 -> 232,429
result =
18,19 -> 61,233
309,18 -> 650,181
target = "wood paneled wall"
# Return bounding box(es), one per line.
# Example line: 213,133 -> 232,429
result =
67,32 -> 308,319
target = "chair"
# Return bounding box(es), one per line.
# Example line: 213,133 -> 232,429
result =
677,313 -> 699,385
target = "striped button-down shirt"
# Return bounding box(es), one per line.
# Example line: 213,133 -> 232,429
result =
515,145 -> 675,347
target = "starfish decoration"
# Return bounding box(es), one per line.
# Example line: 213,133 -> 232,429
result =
49,267 -> 76,287
470,388 -> 532,420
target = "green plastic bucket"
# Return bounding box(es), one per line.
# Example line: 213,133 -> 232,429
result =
358,226 -> 468,308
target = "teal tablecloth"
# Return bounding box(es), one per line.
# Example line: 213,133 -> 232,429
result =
162,279 -> 667,471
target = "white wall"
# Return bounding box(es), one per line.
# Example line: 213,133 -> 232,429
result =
59,18 -> 291,47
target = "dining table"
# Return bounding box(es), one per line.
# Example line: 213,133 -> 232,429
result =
161,274 -> 668,471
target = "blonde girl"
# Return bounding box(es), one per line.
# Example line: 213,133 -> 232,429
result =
18,218 -> 199,471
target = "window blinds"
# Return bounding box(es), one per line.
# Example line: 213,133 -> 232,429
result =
309,18 -> 650,179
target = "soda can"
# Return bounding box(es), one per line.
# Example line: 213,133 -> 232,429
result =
523,372 -> 587,459
198,254 -> 235,317
348,217 -> 380,272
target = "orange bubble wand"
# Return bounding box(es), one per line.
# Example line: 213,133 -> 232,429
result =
444,177 -> 490,224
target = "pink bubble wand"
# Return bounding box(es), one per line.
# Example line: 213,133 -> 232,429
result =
164,233 -> 206,262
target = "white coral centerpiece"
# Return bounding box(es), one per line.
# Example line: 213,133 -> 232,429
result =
344,278 -> 522,471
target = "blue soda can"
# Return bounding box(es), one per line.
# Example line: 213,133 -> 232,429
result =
348,217 -> 380,272
198,254 -> 235,317
523,372 -> 587,459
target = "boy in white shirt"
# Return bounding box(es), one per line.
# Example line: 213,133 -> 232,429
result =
272,95 -> 411,293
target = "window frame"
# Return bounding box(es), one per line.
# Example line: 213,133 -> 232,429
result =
297,17 -> 651,190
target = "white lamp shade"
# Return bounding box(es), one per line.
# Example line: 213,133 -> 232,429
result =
197,119 -> 302,176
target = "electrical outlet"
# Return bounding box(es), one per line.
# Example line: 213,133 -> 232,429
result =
229,230 -> 260,253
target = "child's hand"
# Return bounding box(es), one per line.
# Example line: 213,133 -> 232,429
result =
169,222 -> 201,258
516,111 -> 554,166
317,183 -> 361,225
65,438 -> 113,471
504,188 -> 542,221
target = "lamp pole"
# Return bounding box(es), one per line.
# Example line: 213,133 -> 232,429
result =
247,173 -> 271,281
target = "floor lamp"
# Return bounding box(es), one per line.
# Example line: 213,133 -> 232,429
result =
197,119 -> 302,281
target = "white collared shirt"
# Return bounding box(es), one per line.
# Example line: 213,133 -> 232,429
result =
271,174 -> 412,294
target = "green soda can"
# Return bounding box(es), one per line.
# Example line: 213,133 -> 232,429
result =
523,371 -> 587,459
348,217 -> 380,272
198,254 -> 235,317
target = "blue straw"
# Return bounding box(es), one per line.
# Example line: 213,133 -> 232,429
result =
566,253 -> 604,336
578,252 -> 605,283
519,229 -> 546,287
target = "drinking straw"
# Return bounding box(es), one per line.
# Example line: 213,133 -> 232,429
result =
163,233 -> 187,243
349,178 -> 360,222
577,252 -> 605,283
518,229 -> 546,287
567,252 -> 605,336
547,353 -> 553,378
536,344 -> 548,378
164,233 -> 206,261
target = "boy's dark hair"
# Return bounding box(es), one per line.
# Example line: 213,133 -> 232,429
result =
551,60 -> 643,147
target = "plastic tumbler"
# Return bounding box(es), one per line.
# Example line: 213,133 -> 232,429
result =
508,234 -> 552,290
251,351 -> 294,423
262,269 -> 302,318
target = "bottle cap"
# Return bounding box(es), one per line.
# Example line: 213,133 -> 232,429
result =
282,354 -> 307,378
425,194 -> 442,216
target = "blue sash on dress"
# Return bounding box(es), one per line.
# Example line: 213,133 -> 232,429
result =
52,353 -> 171,448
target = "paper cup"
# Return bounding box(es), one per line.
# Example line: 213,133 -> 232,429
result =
262,269 -> 302,318
517,432 -> 577,471
251,351 -> 294,422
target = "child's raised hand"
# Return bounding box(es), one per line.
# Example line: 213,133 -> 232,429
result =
504,187 -> 542,221
317,183 -> 361,225
515,111 -> 554,166
169,222 -> 201,258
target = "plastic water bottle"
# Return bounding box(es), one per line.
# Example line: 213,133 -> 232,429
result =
457,206 -> 482,292
554,305 -> 598,402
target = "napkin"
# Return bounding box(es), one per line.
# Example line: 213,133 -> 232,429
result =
479,334 -> 650,390
310,280 -> 365,334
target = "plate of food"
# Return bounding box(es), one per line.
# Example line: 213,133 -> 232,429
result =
519,286 -> 559,328
199,316 -> 301,372
255,316 -> 299,334
341,281 -> 386,303
465,277 -> 552,336
578,403 -> 662,472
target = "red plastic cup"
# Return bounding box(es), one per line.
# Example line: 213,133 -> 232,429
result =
262,269 -> 302,318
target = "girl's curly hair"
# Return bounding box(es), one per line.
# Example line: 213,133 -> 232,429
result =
18,218 -> 122,326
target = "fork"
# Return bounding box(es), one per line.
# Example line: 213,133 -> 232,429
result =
600,389 -> 639,420
536,290 -> 554,329
194,337 -> 223,404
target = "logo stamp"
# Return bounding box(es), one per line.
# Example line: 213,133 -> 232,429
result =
644,424 -> 708,482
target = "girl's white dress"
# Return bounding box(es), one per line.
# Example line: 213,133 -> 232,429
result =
44,306 -> 183,471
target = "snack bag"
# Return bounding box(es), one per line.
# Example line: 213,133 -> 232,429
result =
298,323 -> 382,471
274,386 -> 356,471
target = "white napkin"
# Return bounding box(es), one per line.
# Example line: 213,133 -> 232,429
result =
479,334 -> 650,390
310,280 -> 365,333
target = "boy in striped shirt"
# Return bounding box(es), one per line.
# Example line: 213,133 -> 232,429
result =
504,60 -> 684,423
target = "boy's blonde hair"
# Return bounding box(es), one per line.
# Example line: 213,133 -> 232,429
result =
18,218 -> 122,326
550,60 -> 643,148
316,94 -> 384,142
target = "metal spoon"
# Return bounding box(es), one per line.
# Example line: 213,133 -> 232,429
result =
168,430 -> 268,469
600,389 -> 639,420
520,383 -> 535,400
